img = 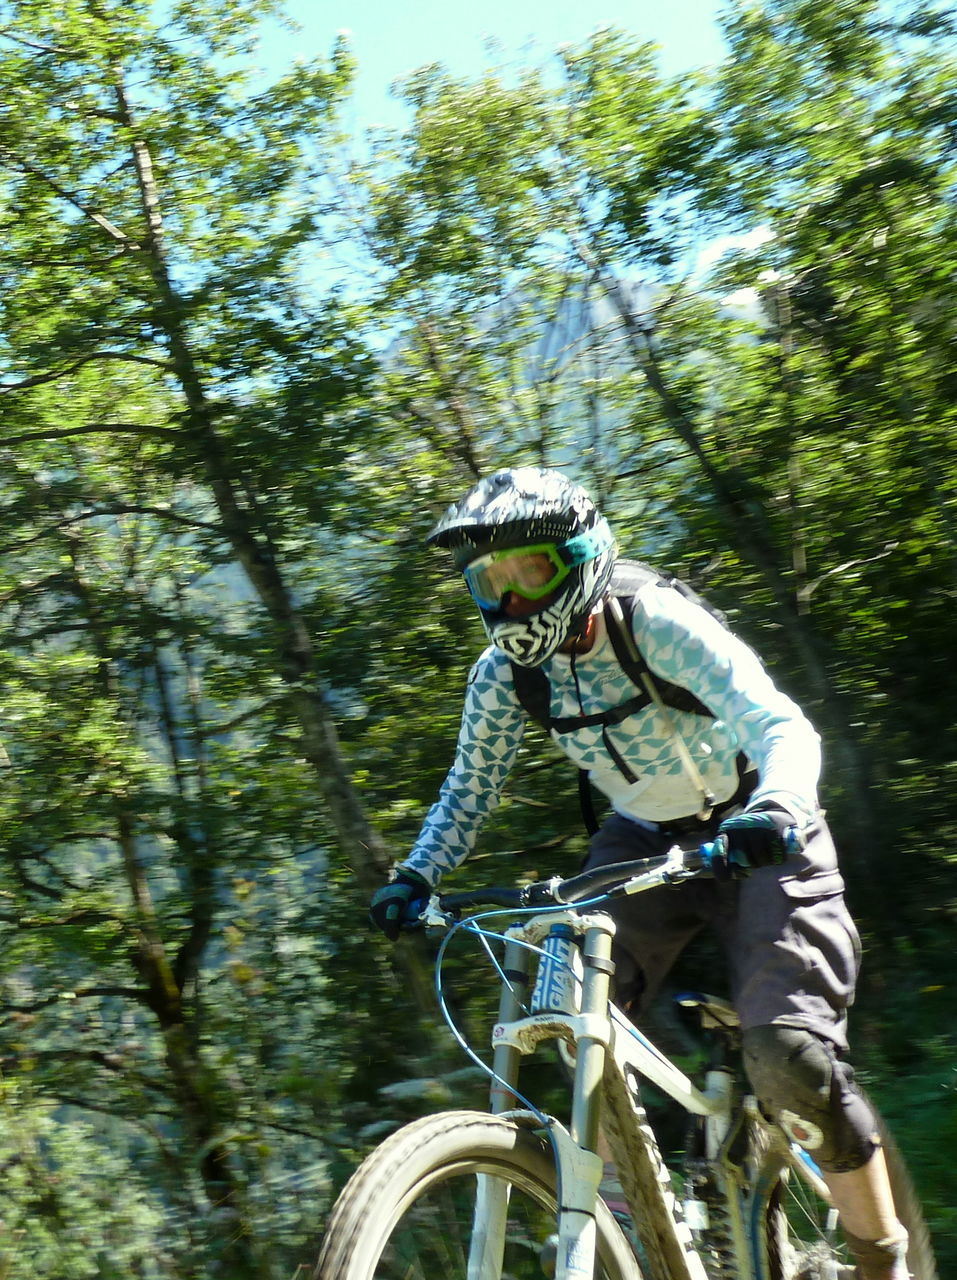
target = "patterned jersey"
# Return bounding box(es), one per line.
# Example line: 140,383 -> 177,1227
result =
402,579 -> 821,886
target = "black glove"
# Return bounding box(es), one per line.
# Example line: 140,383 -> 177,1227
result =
711,807 -> 803,880
369,869 -> 431,941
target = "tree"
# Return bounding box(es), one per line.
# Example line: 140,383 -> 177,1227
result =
0,2 -> 439,1272
0,0 -> 393,886
2,0 -> 955,1270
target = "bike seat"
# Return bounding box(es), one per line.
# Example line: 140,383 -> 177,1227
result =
674,991 -> 740,1031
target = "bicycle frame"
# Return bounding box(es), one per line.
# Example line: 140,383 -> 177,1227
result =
458,899 -> 831,1280
320,840 -> 933,1280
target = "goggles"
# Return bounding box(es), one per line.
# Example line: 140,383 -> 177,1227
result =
462,520 -> 614,610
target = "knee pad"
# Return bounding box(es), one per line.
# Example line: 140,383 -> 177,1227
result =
742,1024 -> 880,1173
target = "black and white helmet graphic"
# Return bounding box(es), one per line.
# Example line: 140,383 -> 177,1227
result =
428,467 -> 616,667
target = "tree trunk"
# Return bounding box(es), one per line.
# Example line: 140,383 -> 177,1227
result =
109,70 -> 391,894
100,53 -> 443,1053
66,541 -> 259,1272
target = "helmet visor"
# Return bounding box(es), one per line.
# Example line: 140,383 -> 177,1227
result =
462,521 -> 614,610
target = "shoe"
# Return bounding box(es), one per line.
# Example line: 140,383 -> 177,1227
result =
843,1228 -> 910,1280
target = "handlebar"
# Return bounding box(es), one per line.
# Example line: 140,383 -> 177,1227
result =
406,822 -> 810,930
432,844 -> 714,921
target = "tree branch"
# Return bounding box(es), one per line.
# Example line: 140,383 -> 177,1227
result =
799,542 -> 900,601
0,422 -> 180,444
0,505 -> 224,555
210,698 -> 286,735
97,502 -> 224,534
0,27 -> 69,54
0,144 -> 141,246
1,351 -> 172,393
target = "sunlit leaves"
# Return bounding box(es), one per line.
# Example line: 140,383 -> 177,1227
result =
2,0 -> 956,1268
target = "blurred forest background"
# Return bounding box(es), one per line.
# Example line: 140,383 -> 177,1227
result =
0,0 -> 955,1275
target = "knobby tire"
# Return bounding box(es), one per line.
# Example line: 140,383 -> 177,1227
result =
314,1109 -> 643,1280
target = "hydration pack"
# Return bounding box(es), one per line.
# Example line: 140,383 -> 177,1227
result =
509,560 -> 733,834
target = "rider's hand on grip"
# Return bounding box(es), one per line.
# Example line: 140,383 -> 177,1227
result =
710,807 -> 806,881
369,869 -> 431,940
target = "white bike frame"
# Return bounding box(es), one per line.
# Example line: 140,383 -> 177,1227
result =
442,849 -> 831,1280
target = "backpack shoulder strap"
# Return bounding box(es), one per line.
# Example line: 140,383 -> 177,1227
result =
605,565 -> 716,720
510,661 -> 602,836
510,661 -> 552,727
603,591 -> 648,685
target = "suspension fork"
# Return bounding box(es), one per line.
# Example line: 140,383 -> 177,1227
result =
569,920 -> 615,1149
468,934 -> 531,1279
489,933 -> 529,1114
469,920 -> 617,1279
555,919 -> 615,1280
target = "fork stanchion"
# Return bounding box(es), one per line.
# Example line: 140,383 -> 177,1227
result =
488,933 -> 529,1115
557,919 -> 616,1280
570,921 -> 615,1155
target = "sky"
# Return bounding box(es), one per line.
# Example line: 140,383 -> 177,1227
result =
256,0 -> 728,135
248,0 -> 754,302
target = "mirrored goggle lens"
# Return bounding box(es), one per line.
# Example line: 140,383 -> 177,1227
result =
464,546 -> 567,609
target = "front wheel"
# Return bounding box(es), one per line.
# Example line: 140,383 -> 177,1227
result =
314,1109 -> 643,1280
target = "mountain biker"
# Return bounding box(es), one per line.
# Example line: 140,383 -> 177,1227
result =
370,466 -> 910,1280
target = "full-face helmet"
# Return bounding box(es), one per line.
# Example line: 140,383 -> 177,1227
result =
428,467 -> 616,667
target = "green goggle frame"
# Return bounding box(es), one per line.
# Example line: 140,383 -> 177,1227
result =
462,520 -> 614,610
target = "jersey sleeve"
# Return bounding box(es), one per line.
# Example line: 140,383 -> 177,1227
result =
401,647 -> 527,886
633,585 -> 822,826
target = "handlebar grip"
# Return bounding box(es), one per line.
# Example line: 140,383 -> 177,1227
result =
401,897 -> 430,927
697,838 -> 724,868
438,887 -> 525,912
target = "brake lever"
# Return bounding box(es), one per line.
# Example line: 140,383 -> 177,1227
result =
418,895 -> 458,929
660,844 -> 707,884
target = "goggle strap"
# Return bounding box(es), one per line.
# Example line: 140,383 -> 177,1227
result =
560,519 -> 614,566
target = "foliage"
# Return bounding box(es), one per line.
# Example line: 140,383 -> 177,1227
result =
0,1082 -> 165,1279
0,0 -> 955,1273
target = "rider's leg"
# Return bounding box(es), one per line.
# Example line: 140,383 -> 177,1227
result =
725,817 -> 910,1280
589,815 -> 912,1280
742,1024 -> 908,1280
826,1154 -> 910,1280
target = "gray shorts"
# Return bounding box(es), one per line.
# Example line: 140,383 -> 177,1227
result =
583,812 -> 862,1052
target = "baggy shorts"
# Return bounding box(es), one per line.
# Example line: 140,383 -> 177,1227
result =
583,812 -> 862,1052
